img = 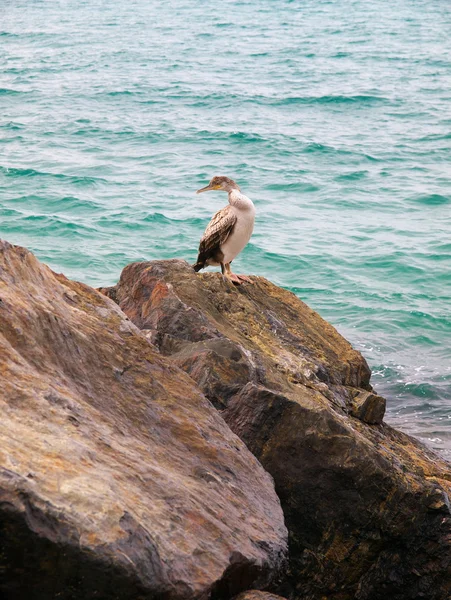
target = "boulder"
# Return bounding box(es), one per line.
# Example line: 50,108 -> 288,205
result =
348,389 -> 386,425
103,259 -> 451,600
0,241 -> 287,600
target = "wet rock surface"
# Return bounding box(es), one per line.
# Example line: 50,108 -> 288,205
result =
103,259 -> 451,600
0,242 -> 287,600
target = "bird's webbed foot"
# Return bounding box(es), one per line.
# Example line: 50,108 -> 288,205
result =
235,274 -> 253,284
223,263 -> 253,285
225,272 -> 244,285
224,273 -> 253,285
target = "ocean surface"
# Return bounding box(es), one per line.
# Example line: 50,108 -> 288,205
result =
1,0 -> 450,456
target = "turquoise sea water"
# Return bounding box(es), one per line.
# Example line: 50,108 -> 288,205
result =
1,0 -> 450,455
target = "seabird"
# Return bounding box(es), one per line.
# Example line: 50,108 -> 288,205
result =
192,176 -> 255,285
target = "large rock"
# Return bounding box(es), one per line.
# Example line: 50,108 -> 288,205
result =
102,259 -> 451,600
0,241 -> 287,600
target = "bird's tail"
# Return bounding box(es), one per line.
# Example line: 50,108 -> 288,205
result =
192,262 -> 204,272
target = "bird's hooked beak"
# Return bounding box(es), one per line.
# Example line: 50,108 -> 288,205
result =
196,183 -> 219,194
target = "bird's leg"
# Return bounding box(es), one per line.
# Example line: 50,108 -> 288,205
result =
220,262 -> 231,284
224,263 -> 251,285
224,263 -> 242,285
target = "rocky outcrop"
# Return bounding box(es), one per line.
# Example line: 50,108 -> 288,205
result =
99,260 -> 371,412
0,241 -> 287,600
103,259 -> 451,600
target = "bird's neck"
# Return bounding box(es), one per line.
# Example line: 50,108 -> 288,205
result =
228,189 -> 254,211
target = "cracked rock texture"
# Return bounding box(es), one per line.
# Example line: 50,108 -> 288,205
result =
103,258 -> 451,600
0,241 -> 287,600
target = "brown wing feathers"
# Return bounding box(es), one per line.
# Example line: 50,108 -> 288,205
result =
192,206 -> 237,271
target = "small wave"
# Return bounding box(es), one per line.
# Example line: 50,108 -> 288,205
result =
412,194 -> 450,206
48,196 -> 103,214
416,132 -> 451,142
0,166 -> 108,185
0,121 -> 24,130
0,88 -> 24,96
142,212 -> 175,225
303,142 -> 336,154
2,213 -> 98,238
398,382 -> 442,401
334,170 -> 369,182
429,242 -> 451,253
407,334 -> 439,346
5,194 -> 100,213
71,126 -> 105,136
301,142 -> 378,162
228,131 -> 266,143
0,207 -> 23,218
265,182 -> 319,193
281,94 -> 389,106
106,90 -> 141,97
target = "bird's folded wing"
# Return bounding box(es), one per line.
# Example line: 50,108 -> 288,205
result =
198,205 -> 237,260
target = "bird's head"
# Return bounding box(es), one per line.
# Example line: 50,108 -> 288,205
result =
196,176 -> 240,194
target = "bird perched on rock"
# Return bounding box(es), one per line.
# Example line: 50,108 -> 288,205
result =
192,176 -> 255,285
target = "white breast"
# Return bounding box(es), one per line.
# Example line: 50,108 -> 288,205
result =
221,193 -> 255,264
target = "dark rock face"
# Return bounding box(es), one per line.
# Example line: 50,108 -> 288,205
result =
103,259 -> 451,600
224,384 -> 451,600
0,242 -> 287,600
